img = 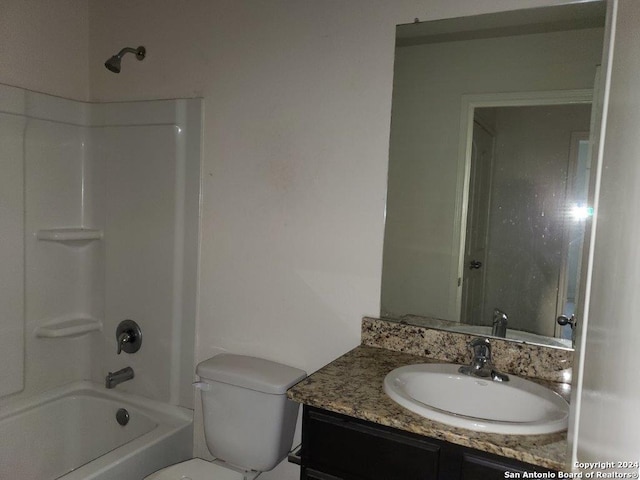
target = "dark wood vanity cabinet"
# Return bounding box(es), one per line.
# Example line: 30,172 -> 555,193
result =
300,406 -> 557,480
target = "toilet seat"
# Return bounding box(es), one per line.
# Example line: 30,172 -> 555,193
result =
144,458 -> 259,480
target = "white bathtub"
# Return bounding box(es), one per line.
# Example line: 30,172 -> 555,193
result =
0,381 -> 192,480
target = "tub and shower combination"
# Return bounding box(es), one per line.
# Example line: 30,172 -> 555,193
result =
0,382 -> 192,480
0,79 -> 201,478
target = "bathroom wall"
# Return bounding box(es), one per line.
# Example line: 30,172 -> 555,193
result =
5,1 -> 632,478
382,29 -> 603,322
86,1 -> 579,478
0,0 -> 90,100
87,0 -> 575,373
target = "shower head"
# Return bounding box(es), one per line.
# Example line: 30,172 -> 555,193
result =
104,46 -> 146,73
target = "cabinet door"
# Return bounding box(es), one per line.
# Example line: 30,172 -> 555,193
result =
302,467 -> 346,480
303,407 -> 440,480
459,452 -> 529,480
456,450 -> 558,480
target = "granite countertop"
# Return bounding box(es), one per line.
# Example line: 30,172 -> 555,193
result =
287,345 -> 570,471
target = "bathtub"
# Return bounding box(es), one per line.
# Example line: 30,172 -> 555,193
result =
0,381 -> 192,480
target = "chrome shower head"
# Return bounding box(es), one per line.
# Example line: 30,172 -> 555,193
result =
104,46 -> 146,73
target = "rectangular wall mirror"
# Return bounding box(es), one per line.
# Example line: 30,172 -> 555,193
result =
380,2 -> 607,350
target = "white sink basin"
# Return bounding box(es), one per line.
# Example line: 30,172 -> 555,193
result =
383,364 -> 569,435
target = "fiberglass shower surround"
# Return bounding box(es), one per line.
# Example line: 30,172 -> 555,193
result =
0,82 -> 202,479
0,84 -> 200,404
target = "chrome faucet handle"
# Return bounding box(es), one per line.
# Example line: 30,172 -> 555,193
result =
493,309 -> 508,324
469,337 -> 491,364
115,320 -> 142,355
492,309 -> 508,337
460,337 -> 509,382
117,332 -> 131,355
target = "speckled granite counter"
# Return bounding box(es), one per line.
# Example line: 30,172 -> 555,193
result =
287,345 -> 569,471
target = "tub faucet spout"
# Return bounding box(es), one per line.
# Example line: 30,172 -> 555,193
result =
105,366 -> 134,389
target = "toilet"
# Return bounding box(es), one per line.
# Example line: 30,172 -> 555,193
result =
145,354 -> 307,480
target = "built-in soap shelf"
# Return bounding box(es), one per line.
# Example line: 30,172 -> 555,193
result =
35,317 -> 103,338
36,228 -> 103,244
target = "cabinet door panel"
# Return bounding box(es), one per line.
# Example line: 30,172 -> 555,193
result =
303,407 -> 440,480
459,453 -> 528,480
303,467 -> 346,480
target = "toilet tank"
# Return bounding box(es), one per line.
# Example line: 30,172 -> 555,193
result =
196,354 -> 307,472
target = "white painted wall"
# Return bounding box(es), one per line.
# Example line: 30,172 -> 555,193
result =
382,29 -> 603,322
0,0 -> 90,101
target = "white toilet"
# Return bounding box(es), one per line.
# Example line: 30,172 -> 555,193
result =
145,354 -> 307,480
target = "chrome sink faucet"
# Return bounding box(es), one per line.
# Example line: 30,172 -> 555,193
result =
459,338 -> 509,382
105,366 -> 135,389
492,309 -> 508,338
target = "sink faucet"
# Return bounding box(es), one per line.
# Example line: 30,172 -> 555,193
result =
459,338 -> 509,382
105,366 -> 135,389
492,309 -> 508,338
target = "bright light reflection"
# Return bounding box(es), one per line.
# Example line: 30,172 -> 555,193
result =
570,204 -> 593,221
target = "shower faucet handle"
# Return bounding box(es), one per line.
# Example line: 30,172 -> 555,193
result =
117,332 -> 131,355
115,319 -> 142,355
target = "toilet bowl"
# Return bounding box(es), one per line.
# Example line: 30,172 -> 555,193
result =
144,354 -> 306,480
145,458 -> 258,480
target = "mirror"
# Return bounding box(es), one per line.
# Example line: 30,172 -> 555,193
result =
380,2 -> 606,349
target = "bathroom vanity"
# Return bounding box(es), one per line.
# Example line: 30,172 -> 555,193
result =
287,319 -> 572,480
300,406 -> 554,480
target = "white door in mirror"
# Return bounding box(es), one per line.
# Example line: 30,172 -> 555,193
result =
383,364 -> 569,435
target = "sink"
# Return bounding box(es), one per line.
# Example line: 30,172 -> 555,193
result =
383,363 -> 569,435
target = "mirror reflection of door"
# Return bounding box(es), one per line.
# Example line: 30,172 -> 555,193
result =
460,104 -> 592,336
461,120 -> 494,325
557,133 -> 592,340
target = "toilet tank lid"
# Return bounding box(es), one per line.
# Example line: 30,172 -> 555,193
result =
196,354 -> 307,394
